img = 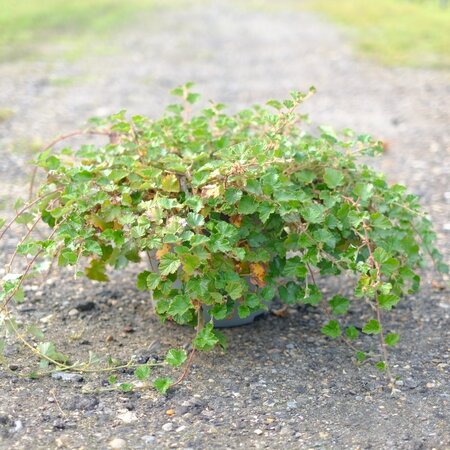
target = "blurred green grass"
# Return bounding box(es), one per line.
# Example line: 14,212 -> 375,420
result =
307,0 -> 450,68
0,0 -> 174,61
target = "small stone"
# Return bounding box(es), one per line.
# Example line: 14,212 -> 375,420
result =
254,429 -> 263,435
8,364 -> 19,371
286,400 -> 297,409
53,419 -> 66,431
75,301 -> 95,312
395,380 -> 404,386
426,382 -> 435,388
141,435 -> 156,444
109,438 -> 127,449
66,395 -> 99,411
106,335 -> 114,343
51,372 -> 83,382
162,422 -> 173,432
166,409 -> 175,416
68,308 -> 79,317
117,410 -> 137,423
13,420 -> 23,432
176,425 -> 186,432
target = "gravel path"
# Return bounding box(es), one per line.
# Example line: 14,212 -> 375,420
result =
0,1 -> 449,449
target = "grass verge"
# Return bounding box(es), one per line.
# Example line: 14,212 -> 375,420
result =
306,0 -> 450,68
0,0 -> 181,61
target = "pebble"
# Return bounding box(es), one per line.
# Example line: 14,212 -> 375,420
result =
286,400 -> 297,409
176,425 -> 186,432
53,419 -> 66,430
162,422 -> 174,432
51,372 -> 83,382
109,438 -> 127,449
141,435 -> 156,444
75,301 -> 95,311
68,308 -> 79,317
254,429 -> 263,435
8,364 -> 19,371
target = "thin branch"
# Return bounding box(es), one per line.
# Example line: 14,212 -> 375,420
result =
0,190 -> 61,241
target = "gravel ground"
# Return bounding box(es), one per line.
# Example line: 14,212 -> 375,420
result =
0,1 -> 449,449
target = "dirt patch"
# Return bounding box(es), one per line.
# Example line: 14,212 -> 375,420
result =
0,1 -> 449,449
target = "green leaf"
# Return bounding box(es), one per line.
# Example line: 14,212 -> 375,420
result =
146,272 -> 161,290
209,303 -> 228,319
329,295 -> 350,315
85,259 -> 109,282
159,253 -> 181,276
193,323 -> 219,351
108,169 -> 128,182
370,213 -> 391,229
375,361 -> 386,372
161,174 -> 180,192
283,257 -> 308,278
27,324 -> 45,340
186,212 -> 205,228
323,168 -> 344,188
187,92 -> 201,104
300,204 -> 325,224
60,249 -> 78,265
321,320 -> 341,339
225,280 -> 244,300
345,326 -> 359,340
238,195 -> 258,214
137,271 -> 150,290
168,295 -> 191,317
362,319 -> 381,335
119,383 -> 133,392
15,212 -> 34,224
302,284 -> 323,306
165,349 -> 188,367
134,365 -> 151,381
356,351 -> 366,362
237,304 -> 250,318
225,188 -> 242,204
153,377 -> 172,394
385,333 -> 400,347
378,293 -> 400,310
373,247 -> 389,264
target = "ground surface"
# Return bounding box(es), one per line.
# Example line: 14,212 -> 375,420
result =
0,1 -> 449,449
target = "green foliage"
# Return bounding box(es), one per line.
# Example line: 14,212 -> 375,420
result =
0,84 -> 446,388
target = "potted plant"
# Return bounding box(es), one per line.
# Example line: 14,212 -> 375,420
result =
0,84 -> 446,392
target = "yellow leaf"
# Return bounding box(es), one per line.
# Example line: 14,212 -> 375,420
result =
200,184 -> 221,199
156,244 -> 170,260
250,263 -> 267,288
230,215 -> 243,228
161,174 -> 180,193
